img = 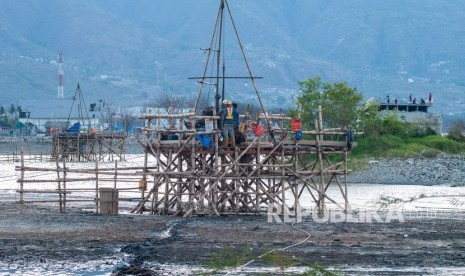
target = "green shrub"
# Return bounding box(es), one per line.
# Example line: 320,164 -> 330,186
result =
351,134 -> 405,157
412,135 -> 465,154
448,120 -> 465,142
206,247 -> 252,269
352,133 -> 465,159
300,264 -> 340,276
262,250 -> 301,270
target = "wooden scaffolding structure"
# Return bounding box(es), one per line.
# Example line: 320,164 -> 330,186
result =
50,83 -> 127,162
14,1 -> 353,217
130,0 -> 354,216
131,106 -> 353,216
51,133 -> 127,162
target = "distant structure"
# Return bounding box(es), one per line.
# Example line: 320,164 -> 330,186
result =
57,53 -> 64,99
51,83 -> 127,162
379,99 -> 432,113
379,93 -> 442,133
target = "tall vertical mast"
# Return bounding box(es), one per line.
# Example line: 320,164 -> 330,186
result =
215,0 -> 225,114
58,53 -> 64,99
192,0 -> 269,133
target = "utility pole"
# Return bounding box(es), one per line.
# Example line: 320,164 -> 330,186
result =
58,53 -> 64,99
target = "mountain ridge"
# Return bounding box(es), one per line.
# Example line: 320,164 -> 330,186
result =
1,0 -> 465,114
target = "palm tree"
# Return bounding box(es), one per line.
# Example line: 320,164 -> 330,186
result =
8,104 -> 16,116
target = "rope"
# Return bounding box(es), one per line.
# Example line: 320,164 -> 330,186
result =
225,222 -> 311,275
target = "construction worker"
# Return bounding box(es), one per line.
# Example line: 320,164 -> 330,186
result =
232,102 -> 239,131
232,102 -> 245,145
220,100 -> 239,148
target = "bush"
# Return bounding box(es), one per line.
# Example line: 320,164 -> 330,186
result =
353,133 -> 465,159
448,120 -> 465,142
207,247 -> 252,269
411,135 -> 465,154
352,134 -> 405,157
359,111 -> 417,139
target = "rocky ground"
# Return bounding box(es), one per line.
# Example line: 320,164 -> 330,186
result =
348,154 -> 465,186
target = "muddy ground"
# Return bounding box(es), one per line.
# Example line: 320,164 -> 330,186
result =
1,202 -> 465,275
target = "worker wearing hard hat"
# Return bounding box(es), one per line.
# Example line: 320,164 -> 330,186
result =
220,100 -> 239,148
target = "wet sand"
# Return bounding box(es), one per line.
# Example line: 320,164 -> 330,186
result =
1,201 -> 465,275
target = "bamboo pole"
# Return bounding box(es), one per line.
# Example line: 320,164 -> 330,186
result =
55,147 -> 63,213
62,159 -> 67,212
19,146 -> 24,204
189,113 -> 196,208
114,161 -> 118,190
344,148 -> 349,211
176,151 -> 182,213
163,152 -> 172,214
140,112 -> 196,119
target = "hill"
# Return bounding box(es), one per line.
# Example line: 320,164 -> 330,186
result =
1,0 -> 465,114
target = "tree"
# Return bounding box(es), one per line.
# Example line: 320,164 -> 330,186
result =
356,100 -> 382,136
8,104 -> 16,116
357,100 -> 418,138
101,102 -> 119,132
120,109 -> 137,134
0,106 -> 5,116
296,76 -> 363,128
152,91 -> 189,113
448,120 -> 465,142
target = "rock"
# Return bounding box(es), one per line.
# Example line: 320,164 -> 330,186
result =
348,154 -> 465,186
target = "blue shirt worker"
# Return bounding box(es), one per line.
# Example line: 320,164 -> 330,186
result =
221,100 -> 239,148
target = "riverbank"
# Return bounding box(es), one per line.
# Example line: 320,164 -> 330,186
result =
1,153 -> 465,275
1,193 -> 465,275
348,154 -> 465,186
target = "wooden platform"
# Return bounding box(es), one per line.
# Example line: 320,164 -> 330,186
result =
132,108 -> 354,216
52,133 -> 127,162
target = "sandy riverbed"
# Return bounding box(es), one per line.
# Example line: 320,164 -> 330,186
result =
1,153 -> 465,275
1,199 -> 465,275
